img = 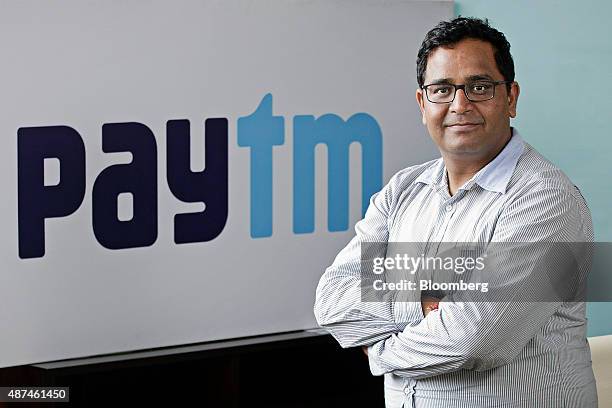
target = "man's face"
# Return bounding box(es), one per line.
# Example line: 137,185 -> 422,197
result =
416,38 -> 519,159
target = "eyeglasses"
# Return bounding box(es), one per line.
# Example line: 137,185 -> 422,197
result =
422,80 -> 512,104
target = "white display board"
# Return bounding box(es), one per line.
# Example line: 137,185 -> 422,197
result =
0,0 -> 452,367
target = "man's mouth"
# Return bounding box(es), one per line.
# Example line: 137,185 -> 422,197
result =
446,122 -> 482,131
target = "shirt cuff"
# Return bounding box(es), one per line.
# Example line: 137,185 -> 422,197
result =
392,292 -> 425,331
366,342 -> 385,376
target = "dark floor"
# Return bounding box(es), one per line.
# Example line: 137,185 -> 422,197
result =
0,333 -> 384,407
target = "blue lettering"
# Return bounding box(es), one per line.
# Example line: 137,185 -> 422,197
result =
293,113 -> 382,233
237,94 -> 284,238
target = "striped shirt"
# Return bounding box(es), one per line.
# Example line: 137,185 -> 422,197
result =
313,128 -> 598,407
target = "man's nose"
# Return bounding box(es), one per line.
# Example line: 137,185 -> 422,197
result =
450,88 -> 473,113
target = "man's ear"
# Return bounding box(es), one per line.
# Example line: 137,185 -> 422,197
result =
508,81 -> 520,118
416,88 -> 426,125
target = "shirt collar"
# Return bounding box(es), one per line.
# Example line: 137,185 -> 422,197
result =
414,128 -> 525,194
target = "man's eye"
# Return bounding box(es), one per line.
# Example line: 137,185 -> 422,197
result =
432,86 -> 451,94
470,83 -> 492,94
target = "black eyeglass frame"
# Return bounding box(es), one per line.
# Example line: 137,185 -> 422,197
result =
421,80 -> 513,104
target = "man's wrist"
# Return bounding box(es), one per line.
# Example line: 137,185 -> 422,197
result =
421,295 -> 440,316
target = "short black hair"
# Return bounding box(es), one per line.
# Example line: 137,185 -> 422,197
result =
416,17 -> 515,91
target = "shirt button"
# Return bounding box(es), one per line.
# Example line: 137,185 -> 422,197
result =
404,387 -> 412,395
445,204 -> 453,212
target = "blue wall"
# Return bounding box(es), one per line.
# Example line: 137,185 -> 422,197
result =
456,0 -> 612,336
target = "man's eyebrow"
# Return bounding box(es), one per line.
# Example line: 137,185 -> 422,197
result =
426,74 -> 495,85
466,74 -> 495,81
427,78 -> 453,85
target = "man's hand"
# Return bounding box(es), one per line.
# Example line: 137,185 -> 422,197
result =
421,295 -> 440,317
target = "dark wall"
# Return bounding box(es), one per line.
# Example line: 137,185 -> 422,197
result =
0,334 -> 384,407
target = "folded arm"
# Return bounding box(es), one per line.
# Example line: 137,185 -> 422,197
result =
313,170 -> 426,348
366,185 -> 591,379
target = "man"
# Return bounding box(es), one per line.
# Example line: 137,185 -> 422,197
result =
313,17 -> 598,407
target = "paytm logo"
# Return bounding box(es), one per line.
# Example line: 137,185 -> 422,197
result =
17,94 -> 382,259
